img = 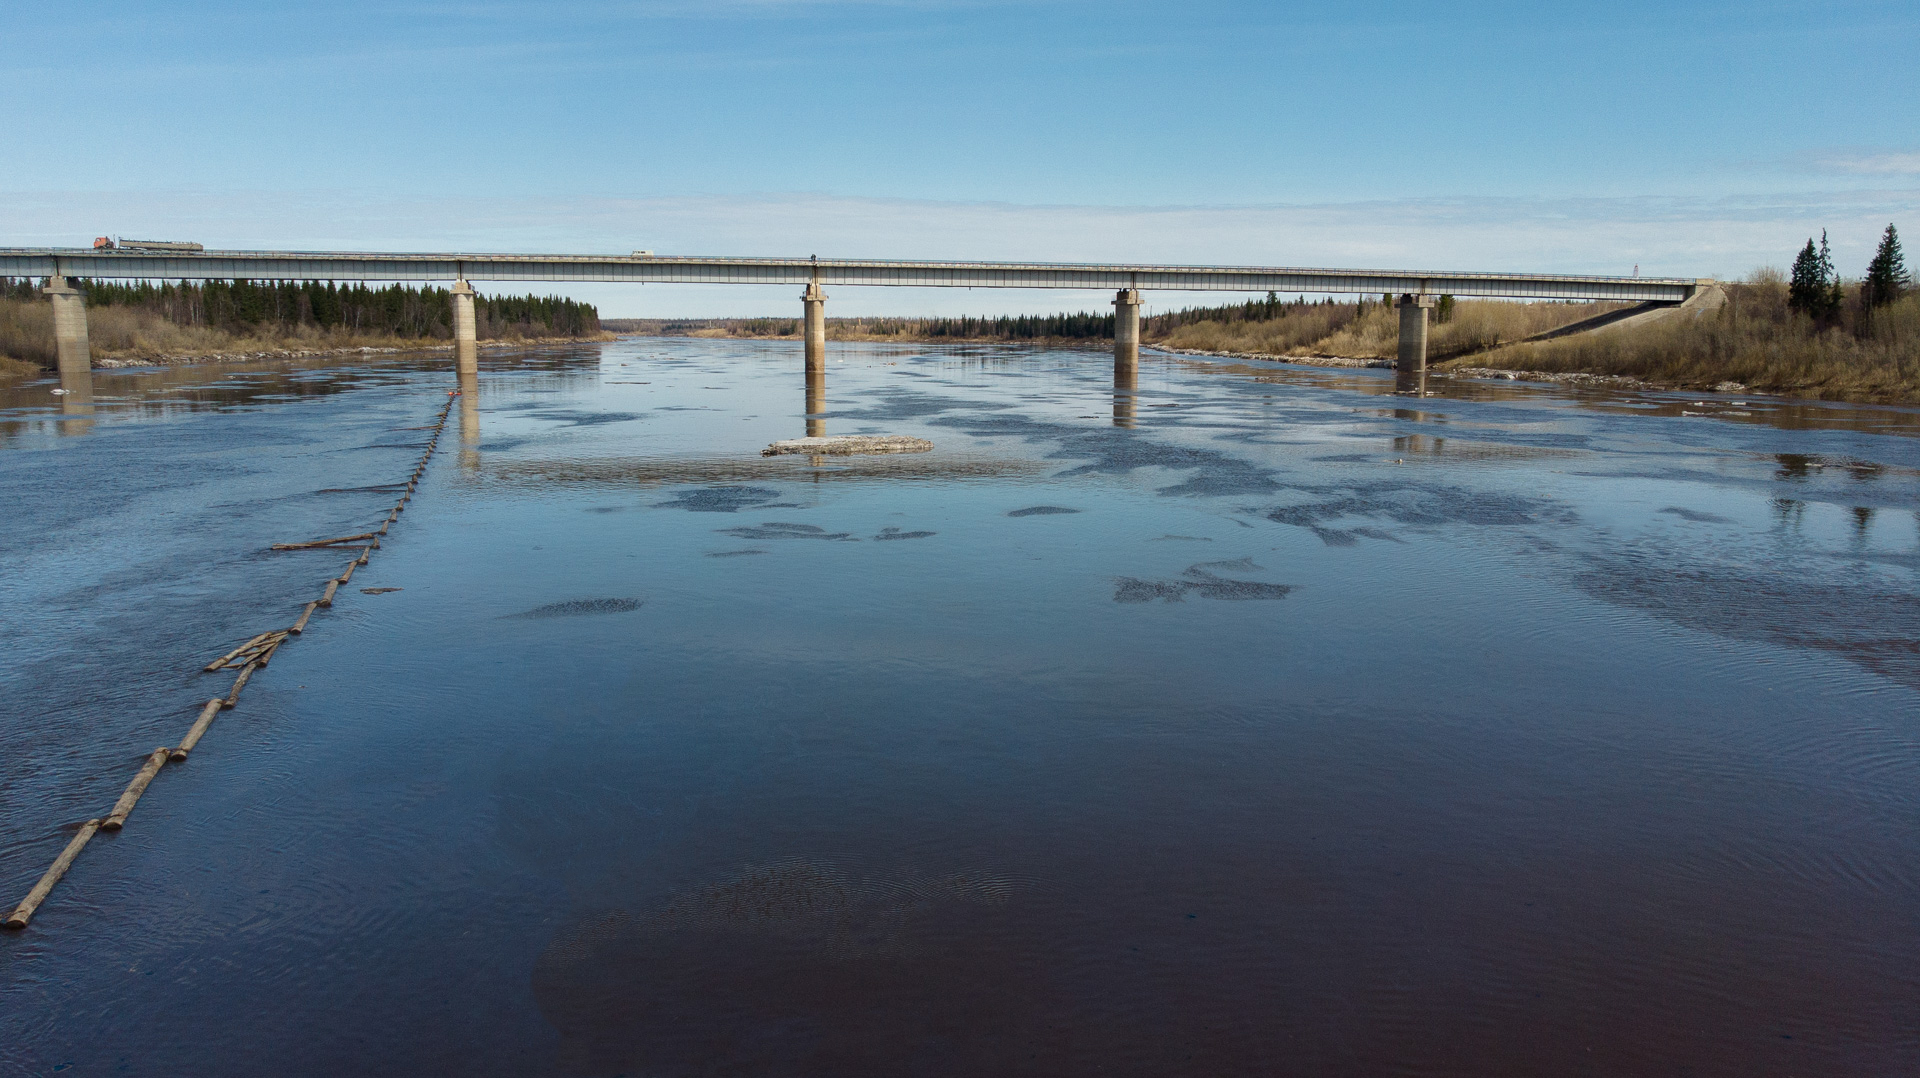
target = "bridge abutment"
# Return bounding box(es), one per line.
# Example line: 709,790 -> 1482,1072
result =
1114,289 -> 1142,372
802,281 -> 827,371
42,276 -> 91,377
1396,294 -> 1434,375
451,280 -> 478,375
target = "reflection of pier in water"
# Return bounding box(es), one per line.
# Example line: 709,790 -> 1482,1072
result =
458,370 -> 481,472
58,365 -> 96,436
1113,364 -> 1136,429
806,367 -> 826,439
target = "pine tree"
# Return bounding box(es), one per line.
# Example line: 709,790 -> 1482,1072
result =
1818,230 -> 1843,319
1788,233 -> 1842,322
1862,223 -> 1908,309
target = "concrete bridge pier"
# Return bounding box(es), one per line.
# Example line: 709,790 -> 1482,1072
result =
1113,289 -> 1142,371
42,276 -> 91,377
802,281 -> 827,372
451,280 -> 478,375
1396,294 -> 1434,375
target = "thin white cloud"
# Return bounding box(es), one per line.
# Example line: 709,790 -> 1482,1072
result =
1816,152 -> 1920,175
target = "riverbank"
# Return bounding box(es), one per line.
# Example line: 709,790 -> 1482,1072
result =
0,283 -> 609,380
0,335 -> 616,380
89,334 -> 616,371
1447,283 -> 1920,403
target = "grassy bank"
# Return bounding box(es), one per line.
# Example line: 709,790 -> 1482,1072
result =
1449,276 -> 1920,401
1156,297 -> 1627,361
609,297 -> 1624,357
0,279 -> 606,379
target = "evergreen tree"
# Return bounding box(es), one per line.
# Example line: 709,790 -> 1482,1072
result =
1862,223 -> 1908,309
1788,233 -> 1842,322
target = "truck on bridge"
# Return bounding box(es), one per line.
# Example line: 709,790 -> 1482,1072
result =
92,237 -> 204,253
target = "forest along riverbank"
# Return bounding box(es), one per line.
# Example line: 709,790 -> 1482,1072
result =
0,278 -> 609,379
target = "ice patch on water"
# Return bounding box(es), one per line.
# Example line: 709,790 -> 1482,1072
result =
506,598 -> 644,618
1008,506 -> 1079,517
655,486 -> 785,513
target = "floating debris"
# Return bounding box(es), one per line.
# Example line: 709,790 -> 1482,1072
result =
1008,506 -> 1080,517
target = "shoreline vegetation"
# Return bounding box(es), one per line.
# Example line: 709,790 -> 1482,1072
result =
0,278 -> 608,380
608,230 -> 1915,403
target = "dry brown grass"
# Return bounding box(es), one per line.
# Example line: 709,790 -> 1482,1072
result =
1158,303 -> 1356,354
0,296 -> 56,371
1310,300 -> 1627,360
1157,298 -> 1624,360
1457,282 -> 1920,401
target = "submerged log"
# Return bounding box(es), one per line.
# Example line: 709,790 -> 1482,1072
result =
290,601 -> 319,634
102,749 -> 171,830
172,699 -> 226,760
763,435 -> 934,457
223,660 -> 259,707
4,820 -> 102,928
205,632 -> 273,672
272,533 -> 376,551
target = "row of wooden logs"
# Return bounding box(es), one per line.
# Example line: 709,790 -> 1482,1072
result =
3,390 -> 460,930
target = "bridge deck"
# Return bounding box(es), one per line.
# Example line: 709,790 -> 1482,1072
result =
0,249 -> 1704,303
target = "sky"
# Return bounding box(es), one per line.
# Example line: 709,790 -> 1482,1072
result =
4,0 -> 1917,317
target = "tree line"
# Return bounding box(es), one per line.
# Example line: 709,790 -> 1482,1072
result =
1789,224 -> 1908,328
0,278 -> 601,338
829,297 -> 1453,341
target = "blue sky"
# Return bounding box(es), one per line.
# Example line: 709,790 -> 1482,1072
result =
5,0 -> 1917,316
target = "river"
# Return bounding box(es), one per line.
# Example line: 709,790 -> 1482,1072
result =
2,339 -> 1916,1076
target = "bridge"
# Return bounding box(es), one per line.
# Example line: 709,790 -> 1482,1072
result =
0,246 -> 1710,383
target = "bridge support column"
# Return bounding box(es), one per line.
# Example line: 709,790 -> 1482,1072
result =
451,280 -> 478,375
43,276 -> 91,377
1396,294 -> 1434,374
1114,289 -> 1142,372
802,281 -> 827,372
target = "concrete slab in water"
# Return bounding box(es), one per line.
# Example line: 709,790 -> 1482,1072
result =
762,435 -> 933,456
